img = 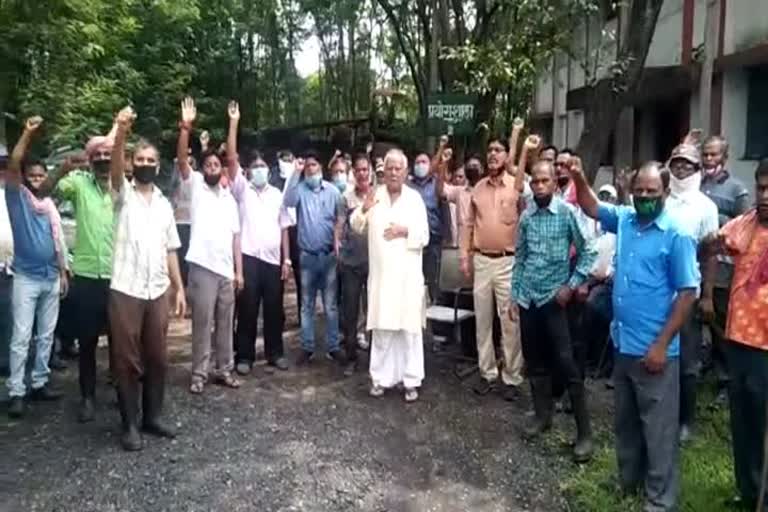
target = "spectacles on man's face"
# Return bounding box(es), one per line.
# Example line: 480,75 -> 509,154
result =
669,161 -> 696,174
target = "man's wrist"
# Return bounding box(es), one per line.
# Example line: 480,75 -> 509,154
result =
283,260 -> 292,266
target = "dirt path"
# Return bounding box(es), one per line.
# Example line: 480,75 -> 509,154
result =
0,314 -> 600,512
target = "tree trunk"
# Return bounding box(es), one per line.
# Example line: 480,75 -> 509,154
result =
576,0 -> 665,183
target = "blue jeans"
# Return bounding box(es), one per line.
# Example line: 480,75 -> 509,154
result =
0,272 -> 12,371
299,251 -> 339,353
7,272 -> 60,397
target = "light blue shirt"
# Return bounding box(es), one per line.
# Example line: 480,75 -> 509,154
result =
598,203 -> 700,358
283,173 -> 342,253
5,184 -> 59,280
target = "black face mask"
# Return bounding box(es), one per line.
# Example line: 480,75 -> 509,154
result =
133,165 -> 156,184
465,166 -> 481,186
534,194 -> 553,209
204,173 -> 222,187
557,176 -> 570,189
633,196 -> 664,221
91,160 -> 110,176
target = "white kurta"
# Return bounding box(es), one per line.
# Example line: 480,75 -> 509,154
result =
351,185 -> 429,388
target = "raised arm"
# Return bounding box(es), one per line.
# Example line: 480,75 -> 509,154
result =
110,107 -> 136,192
8,116 -> 44,186
434,135 -> 450,199
505,117 -> 524,177
226,101 -> 240,181
177,97 -> 196,180
517,134 -> 540,194
567,156 -> 599,219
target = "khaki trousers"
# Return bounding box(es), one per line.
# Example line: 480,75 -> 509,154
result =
473,254 -> 524,385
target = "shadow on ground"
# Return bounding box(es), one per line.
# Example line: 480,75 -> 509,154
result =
0,306 -> 609,512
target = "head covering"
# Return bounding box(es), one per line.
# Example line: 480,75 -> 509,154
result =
668,143 -> 701,166
598,184 -> 617,198
85,136 -> 114,159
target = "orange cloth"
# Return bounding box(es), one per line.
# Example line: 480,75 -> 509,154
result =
721,210 -> 768,350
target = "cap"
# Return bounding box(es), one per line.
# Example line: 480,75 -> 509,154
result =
598,184 -> 617,198
668,143 -> 701,166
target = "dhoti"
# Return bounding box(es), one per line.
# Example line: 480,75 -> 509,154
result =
369,329 -> 424,388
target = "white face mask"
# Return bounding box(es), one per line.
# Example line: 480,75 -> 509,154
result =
414,163 -> 429,178
670,171 -> 702,197
279,160 -> 294,179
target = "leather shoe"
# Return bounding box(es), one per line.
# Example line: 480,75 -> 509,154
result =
8,397 -> 25,418
142,420 -> 177,439
121,425 -> 143,451
29,385 -> 63,401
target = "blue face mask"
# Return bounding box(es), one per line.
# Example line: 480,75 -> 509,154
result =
334,173 -> 347,193
305,174 -> 322,190
413,163 -> 429,178
250,166 -> 269,188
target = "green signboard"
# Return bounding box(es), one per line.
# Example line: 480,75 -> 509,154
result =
426,94 -> 477,136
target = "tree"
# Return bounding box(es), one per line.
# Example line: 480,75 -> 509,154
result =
574,0 -> 665,182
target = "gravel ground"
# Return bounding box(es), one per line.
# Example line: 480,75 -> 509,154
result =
0,305 -> 610,512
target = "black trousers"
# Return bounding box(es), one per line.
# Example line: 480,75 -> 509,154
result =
340,263 -> 368,362
235,255 -> 284,365
289,226 -> 301,315
177,224 -> 191,287
422,239 -> 442,304
710,287 -> 731,388
520,300 -> 582,387
73,276 -> 112,398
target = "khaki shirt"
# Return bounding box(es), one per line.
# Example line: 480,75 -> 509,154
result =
460,173 -> 519,258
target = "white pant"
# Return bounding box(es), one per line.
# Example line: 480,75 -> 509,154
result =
369,329 -> 424,389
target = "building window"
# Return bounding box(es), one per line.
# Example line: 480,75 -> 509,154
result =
745,65 -> 768,160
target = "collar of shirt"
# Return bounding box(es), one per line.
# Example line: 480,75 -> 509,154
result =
409,174 -> 435,188
704,168 -> 731,184
628,207 -> 672,232
484,173 -> 511,188
530,196 -> 561,215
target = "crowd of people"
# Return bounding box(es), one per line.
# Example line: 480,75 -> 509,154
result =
0,98 -> 767,512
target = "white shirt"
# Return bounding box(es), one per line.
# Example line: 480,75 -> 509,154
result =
231,169 -> 291,266
0,183 -> 13,272
591,232 -> 616,278
111,179 -> 181,300
666,191 -> 719,243
181,172 -> 240,279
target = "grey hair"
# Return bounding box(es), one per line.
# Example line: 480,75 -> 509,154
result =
384,148 -> 408,170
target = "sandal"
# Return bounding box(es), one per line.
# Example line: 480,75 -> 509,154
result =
214,373 -> 241,389
189,381 -> 204,394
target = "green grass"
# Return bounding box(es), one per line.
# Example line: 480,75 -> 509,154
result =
561,395 -> 735,512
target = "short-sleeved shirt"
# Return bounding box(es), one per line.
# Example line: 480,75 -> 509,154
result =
56,172 -> 114,278
339,187 -> 369,268
511,197 -> 596,308
283,173 -> 343,254
701,170 -> 752,288
598,204 -> 700,358
231,168 -> 292,266
0,184 -> 14,271
722,219 -> 768,351
181,172 -> 240,279
111,180 -> 181,300
407,174 -> 443,242
5,183 -> 58,280
461,174 -> 520,258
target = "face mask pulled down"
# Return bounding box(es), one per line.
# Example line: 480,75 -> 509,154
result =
305,174 -> 322,190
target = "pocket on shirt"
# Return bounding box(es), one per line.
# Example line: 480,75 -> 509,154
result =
498,198 -> 518,225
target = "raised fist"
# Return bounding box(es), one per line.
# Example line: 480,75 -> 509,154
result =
567,156 -> 584,178
523,134 -> 541,150
116,106 -> 136,128
512,117 -> 524,131
199,130 -> 210,147
25,116 -> 43,132
439,134 -> 449,147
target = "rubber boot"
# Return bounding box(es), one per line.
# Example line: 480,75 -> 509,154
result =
569,384 -> 593,463
142,375 -> 176,439
117,382 -> 142,451
679,374 -> 697,443
523,377 -> 553,439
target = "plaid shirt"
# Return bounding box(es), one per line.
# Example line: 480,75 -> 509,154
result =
511,196 -> 596,308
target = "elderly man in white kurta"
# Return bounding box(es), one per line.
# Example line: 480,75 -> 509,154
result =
351,149 -> 429,402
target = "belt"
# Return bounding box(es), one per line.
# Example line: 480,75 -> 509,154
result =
477,250 -> 514,259
302,248 -> 333,256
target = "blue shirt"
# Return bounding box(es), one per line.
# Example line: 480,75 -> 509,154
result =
407,175 -> 442,242
512,197 -> 596,308
5,184 -> 59,280
598,204 -> 700,358
283,173 -> 342,253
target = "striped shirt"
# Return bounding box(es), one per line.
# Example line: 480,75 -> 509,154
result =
511,196 -> 596,308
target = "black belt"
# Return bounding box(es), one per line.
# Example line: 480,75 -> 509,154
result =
478,250 -> 514,259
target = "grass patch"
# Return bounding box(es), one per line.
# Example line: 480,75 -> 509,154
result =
561,396 -> 735,511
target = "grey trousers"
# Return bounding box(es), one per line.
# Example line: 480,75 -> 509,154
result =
727,341 -> 768,507
614,353 -> 680,512
189,263 -> 235,383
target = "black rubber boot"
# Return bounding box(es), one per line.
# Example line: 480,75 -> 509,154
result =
117,383 -> 143,451
680,375 -> 697,443
569,384 -> 593,463
142,378 -> 176,439
523,377 -> 553,439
